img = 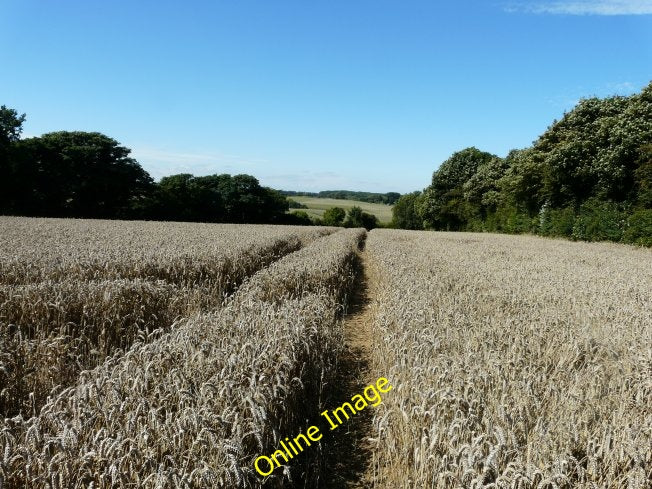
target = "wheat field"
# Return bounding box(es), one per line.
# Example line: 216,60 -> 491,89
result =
364,230 -> 651,488
0,218 -> 650,488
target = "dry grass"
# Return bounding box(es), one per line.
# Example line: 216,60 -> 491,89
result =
364,230 -> 652,488
0,279 -> 185,417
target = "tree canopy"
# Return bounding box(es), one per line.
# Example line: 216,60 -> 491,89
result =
392,191 -> 423,230
281,190 -> 400,204
394,81 -> 652,245
4,131 -> 153,218
0,111 -> 291,224
152,173 -> 288,223
0,105 -> 26,147
0,106 -> 27,212
421,147 -> 496,230
344,206 -> 378,230
322,207 -> 346,226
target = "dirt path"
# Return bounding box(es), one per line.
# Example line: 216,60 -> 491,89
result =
316,249 -> 377,488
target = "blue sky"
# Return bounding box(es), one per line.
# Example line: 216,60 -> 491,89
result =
1,1 -> 651,193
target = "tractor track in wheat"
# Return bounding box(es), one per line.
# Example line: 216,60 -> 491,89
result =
313,242 -> 378,489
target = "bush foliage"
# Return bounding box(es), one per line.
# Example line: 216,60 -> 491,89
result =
393,82 -> 652,245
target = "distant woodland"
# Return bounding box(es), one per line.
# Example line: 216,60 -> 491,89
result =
282,190 -> 401,205
0,116 -> 290,224
392,82 -> 652,246
2,81 -> 651,244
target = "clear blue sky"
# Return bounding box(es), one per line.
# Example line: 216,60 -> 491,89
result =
1,1 -> 651,193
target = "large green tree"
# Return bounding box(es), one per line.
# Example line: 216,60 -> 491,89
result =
0,105 -> 26,147
392,191 -> 423,229
322,206 -> 346,226
5,131 -> 153,218
462,155 -> 510,218
153,173 -> 288,223
0,106 -> 27,211
421,147 -> 496,230
344,205 -> 378,230
400,82 -> 652,244
521,84 -> 652,208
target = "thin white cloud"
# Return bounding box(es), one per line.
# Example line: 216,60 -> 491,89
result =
259,171 -> 372,192
130,147 -> 391,191
506,0 -> 652,15
606,81 -> 637,92
545,80 -> 642,110
130,146 -> 269,181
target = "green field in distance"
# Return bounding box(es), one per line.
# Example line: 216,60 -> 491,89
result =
289,196 -> 393,224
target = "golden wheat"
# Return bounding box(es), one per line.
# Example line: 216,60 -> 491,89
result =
0,216 -> 331,285
0,217 -> 334,419
2,216 -> 648,488
0,221 -> 363,488
364,230 -> 651,488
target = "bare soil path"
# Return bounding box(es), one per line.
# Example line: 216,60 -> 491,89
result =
315,248 -> 377,488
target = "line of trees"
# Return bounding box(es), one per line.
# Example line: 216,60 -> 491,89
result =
392,81 -> 652,246
0,107 -> 289,223
281,190 -> 401,205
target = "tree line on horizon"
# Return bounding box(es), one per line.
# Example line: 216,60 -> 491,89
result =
392,81 -> 652,246
282,190 -> 401,205
0,110 -> 294,224
5,78 -> 651,244
0,107 -> 394,229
